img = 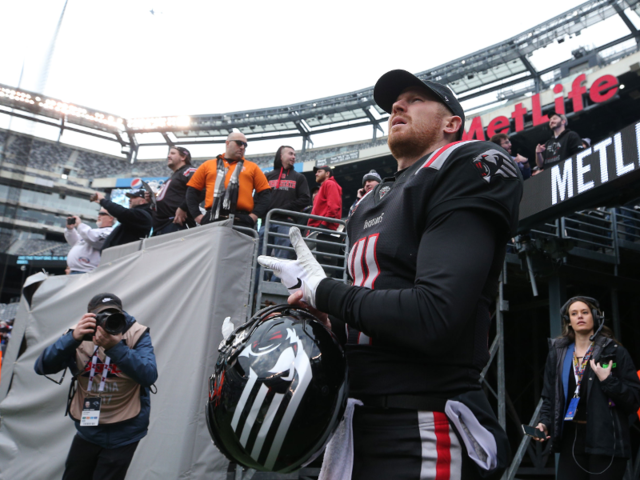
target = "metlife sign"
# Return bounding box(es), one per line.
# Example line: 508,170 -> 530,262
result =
519,121 -> 640,232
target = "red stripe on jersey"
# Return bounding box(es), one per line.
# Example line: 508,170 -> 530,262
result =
422,141 -> 465,169
434,412 -> 451,480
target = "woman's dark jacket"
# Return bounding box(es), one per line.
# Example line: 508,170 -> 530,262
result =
539,335 -> 640,457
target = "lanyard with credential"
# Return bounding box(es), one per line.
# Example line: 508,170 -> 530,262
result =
87,345 -> 111,393
571,342 -> 594,398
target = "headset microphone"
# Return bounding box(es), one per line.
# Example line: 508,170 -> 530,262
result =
589,312 -> 605,341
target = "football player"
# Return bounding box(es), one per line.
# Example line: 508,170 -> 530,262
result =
259,70 -> 523,480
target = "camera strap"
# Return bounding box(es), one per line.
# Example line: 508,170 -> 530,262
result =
88,345 -> 111,393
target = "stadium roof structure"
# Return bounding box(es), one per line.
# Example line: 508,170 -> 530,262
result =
0,0 -> 639,162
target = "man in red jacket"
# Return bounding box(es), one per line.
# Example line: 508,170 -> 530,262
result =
307,165 -> 342,230
307,165 -> 343,277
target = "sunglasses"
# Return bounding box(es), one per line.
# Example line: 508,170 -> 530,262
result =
232,140 -> 248,148
98,212 -> 111,216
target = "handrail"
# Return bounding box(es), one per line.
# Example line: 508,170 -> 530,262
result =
254,209 -> 350,313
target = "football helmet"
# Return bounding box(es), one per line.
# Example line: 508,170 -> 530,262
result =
206,304 -> 348,473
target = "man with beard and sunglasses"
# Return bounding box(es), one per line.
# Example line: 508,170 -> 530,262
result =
259,70 -> 523,479
186,132 -> 270,229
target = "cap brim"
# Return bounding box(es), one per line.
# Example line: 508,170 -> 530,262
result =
92,304 -> 123,314
374,70 -> 433,114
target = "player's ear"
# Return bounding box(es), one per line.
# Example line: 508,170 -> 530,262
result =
443,115 -> 462,138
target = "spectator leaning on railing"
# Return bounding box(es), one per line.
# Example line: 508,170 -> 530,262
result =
185,132 -> 271,229
92,190 -> 152,251
151,146 -> 198,236
64,209 -> 115,274
490,133 -> 531,180
535,113 -> 583,171
262,145 -> 310,254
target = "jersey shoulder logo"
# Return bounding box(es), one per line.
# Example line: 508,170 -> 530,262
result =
183,167 -> 197,176
472,149 -> 519,183
378,186 -> 391,199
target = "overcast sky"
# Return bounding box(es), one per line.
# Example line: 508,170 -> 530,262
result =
1,0 -> 638,158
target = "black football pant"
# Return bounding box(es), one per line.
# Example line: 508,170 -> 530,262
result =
351,406 -> 482,480
62,434 -> 139,480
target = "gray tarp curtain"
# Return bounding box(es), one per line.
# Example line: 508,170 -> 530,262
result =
0,222 -> 255,480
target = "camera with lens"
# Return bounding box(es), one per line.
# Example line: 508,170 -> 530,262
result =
83,308 -> 127,341
67,217 -> 76,226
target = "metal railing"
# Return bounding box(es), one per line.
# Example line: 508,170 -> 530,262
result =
615,206 -> 640,250
233,225 -> 261,322
254,209 -> 349,314
520,206 -> 640,265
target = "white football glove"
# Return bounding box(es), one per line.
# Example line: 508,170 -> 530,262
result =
221,316 -> 234,340
257,226 -> 326,308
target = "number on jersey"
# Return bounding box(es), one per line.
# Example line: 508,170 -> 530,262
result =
348,233 -> 380,289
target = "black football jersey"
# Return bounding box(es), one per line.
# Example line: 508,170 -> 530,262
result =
153,164 -> 197,229
316,140 -> 523,397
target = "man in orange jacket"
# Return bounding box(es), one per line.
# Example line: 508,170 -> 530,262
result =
186,132 -> 271,229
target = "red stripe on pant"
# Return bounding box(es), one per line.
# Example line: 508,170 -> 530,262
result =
434,411 -> 451,480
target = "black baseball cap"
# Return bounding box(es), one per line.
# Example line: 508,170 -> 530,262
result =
313,165 -> 332,174
125,189 -> 146,198
374,69 -> 465,135
88,293 -> 123,314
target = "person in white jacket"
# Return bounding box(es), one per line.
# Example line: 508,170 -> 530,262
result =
64,208 -> 115,274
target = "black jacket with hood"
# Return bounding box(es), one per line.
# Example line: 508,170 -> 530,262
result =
263,157 -> 311,222
539,334 -> 640,458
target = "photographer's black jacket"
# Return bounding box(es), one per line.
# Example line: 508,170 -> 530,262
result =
316,140 -> 523,398
539,335 -> 640,457
100,199 -> 152,251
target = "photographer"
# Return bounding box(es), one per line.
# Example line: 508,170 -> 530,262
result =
64,209 -> 114,274
34,293 -> 157,480
91,190 -> 152,250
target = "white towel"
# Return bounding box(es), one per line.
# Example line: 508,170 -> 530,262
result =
318,398 -> 363,480
445,400 -> 497,471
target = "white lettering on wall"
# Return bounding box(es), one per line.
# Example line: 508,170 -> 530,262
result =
593,137 -> 611,184
576,148 -> 594,194
551,159 -> 574,205
614,133 -> 633,176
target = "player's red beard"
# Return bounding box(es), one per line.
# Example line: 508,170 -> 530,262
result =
388,113 -> 445,162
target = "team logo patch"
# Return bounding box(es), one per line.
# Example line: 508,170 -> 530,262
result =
378,186 -> 391,199
472,149 -> 519,183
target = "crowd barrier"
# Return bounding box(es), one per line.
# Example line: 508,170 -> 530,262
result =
254,209 -> 349,313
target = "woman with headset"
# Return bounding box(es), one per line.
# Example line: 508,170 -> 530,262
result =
534,296 -> 640,479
